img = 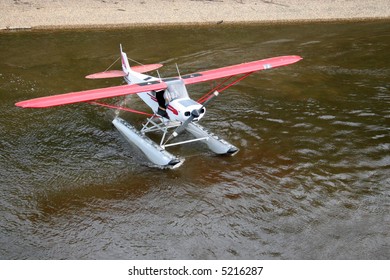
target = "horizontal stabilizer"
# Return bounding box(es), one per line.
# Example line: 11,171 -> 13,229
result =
85,64 -> 163,79
132,64 -> 163,74
16,81 -> 167,108
85,70 -> 127,79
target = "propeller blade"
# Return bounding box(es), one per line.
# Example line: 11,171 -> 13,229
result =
170,91 -> 219,139
172,115 -> 195,137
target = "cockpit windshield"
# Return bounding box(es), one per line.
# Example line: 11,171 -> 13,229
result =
164,80 -> 189,102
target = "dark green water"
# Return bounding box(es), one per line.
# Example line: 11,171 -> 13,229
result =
0,21 -> 389,259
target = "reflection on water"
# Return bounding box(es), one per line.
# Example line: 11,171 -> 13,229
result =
0,21 -> 389,259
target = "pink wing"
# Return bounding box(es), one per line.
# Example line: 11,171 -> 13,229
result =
181,56 -> 302,85
16,81 -> 167,108
16,56 -> 301,108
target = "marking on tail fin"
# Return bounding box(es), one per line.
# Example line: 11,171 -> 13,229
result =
120,45 -> 131,75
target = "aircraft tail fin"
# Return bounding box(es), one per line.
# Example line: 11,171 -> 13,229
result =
120,44 -> 132,75
85,45 -> 163,79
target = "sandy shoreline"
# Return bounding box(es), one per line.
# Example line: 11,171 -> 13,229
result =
1,0 -> 389,31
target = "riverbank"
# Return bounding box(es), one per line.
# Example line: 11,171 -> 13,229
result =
1,0 -> 389,31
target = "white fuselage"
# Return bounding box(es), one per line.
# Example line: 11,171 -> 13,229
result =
121,51 -> 205,122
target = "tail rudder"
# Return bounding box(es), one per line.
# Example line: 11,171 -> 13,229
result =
118,45 -> 164,82
120,44 -> 131,75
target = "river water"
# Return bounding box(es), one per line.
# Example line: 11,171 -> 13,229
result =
0,21 -> 389,259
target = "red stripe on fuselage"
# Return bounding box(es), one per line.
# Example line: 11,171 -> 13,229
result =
147,92 -> 158,102
167,105 -> 178,115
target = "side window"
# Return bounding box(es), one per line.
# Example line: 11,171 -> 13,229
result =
165,80 -> 189,102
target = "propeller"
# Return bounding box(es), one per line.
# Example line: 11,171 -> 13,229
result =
168,91 -> 219,141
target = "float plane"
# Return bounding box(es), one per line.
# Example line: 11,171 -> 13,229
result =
16,45 -> 302,168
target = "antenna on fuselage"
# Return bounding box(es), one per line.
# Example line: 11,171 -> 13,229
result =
175,63 -> 182,79
156,70 -> 162,82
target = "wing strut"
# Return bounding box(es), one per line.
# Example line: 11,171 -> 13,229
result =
197,72 -> 253,104
88,101 -> 154,117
